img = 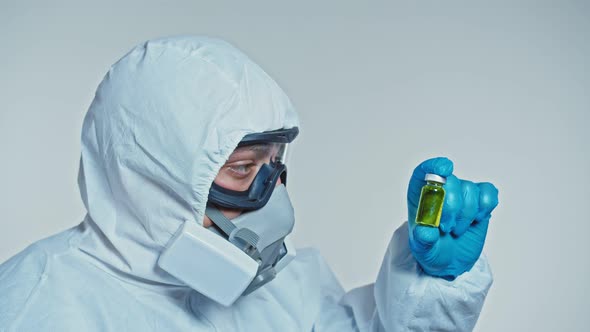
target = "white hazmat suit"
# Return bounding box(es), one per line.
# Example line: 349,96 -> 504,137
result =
0,36 -> 492,331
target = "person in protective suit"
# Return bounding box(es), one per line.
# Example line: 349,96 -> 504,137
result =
0,36 -> 499,331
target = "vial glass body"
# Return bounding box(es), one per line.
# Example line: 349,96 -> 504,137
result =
415,180 -> 446,227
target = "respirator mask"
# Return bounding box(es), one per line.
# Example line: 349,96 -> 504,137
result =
158,127 -> 299,306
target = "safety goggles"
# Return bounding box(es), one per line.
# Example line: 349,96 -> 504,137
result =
207,127 -> 298,211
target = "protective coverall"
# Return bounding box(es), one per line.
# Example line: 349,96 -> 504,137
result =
0,36 -> 492,331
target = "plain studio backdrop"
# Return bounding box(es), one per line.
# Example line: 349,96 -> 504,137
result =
1,1 -> 588,331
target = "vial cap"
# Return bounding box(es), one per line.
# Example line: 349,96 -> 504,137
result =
424,173 -> 446,184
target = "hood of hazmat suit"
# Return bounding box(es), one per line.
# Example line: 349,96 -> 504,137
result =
0,36 -> 493,332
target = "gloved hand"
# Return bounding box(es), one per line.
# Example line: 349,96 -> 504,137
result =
407,157 -> 499,279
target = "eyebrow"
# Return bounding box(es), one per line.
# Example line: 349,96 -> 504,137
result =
227,144 -> 276,162
246,144 -> 274,154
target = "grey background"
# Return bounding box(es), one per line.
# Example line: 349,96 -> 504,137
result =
1,1 -> 588,331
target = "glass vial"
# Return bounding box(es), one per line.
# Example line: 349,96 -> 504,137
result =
415,173 -> 446,227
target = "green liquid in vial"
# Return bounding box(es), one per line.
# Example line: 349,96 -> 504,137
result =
415,181 -> 445,227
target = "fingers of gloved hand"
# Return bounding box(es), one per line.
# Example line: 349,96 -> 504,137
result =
467,183 -> 498,238
475,182 -> 499,222
408,157 -> 454,207
439,175 -> 462,234
451,180 -> 480,237
411,225 -> 440,254
470,215 -> 491,239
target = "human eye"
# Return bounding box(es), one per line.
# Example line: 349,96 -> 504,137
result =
225,162 -> 256,179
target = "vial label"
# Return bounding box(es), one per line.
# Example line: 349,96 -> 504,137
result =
415,183 -> 445,227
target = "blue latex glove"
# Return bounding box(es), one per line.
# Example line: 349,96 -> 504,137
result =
407,157 -> 499,279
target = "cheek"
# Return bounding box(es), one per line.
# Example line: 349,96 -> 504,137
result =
203,215 -> 213,228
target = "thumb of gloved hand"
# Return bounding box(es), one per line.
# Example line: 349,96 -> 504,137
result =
411,225 -> 439,254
